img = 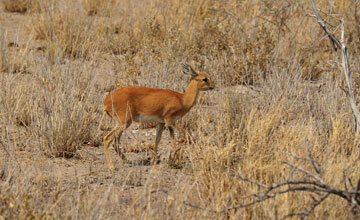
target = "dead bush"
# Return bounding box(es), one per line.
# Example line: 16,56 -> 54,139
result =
28,64 -> 97,158
2,0 -> 46,13
2,0 -> 29,13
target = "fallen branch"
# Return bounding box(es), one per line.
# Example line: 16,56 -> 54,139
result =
184,153 -> 360,219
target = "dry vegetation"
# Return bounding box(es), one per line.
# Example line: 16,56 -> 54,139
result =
0,0 -> 360,219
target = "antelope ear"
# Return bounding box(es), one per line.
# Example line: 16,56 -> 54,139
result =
181,63 -> 197,77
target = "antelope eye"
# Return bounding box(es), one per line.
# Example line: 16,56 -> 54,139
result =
203,78 -> 208,82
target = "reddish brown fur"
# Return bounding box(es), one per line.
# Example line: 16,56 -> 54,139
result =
104,86 -> 186,122
103,64 -> 215,170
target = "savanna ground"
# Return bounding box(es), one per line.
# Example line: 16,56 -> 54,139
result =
0,0 -> 360,219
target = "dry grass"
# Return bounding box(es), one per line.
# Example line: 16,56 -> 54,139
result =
1,0 -> 360,219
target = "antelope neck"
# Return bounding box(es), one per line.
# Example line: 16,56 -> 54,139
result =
182,79 -> 200,110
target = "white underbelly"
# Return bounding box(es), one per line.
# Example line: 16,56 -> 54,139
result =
134,115 -> 165,123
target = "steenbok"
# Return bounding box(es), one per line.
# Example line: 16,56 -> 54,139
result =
103,63 -> 215,170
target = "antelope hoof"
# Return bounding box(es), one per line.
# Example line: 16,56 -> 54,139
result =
108,162 -> 114,171
150,154 -> 161,165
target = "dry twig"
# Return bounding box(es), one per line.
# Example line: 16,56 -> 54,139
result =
184,152 -> 360,219
310,0 -> 360,132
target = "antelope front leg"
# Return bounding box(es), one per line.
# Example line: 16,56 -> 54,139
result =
150,122 -> 164,165
103,128 -> 117,170
168,126 -> 182,163
114,128 -> 128,163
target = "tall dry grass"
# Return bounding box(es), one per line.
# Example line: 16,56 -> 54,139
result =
0,0 -> 360,219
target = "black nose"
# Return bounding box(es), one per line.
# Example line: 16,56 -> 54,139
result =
210,87 -> 215,90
